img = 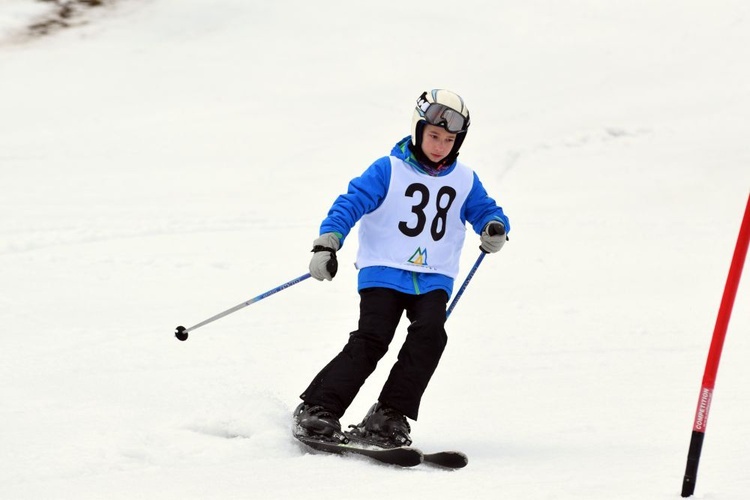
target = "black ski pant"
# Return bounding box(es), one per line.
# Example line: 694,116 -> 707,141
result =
300,287 -> 448,421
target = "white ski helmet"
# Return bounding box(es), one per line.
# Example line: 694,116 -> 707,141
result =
411,89 -> 471,166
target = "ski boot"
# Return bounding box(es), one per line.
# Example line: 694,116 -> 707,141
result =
293,402 -> 348,444
348,402 -> 412,448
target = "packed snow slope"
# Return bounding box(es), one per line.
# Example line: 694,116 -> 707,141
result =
1,1 -> 749,499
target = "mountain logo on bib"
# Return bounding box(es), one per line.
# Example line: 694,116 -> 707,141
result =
407,247 -> 428,267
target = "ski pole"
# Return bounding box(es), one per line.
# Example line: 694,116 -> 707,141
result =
174,273 -> 312,341
447,223 -> 506,319
446,252 -> 486,319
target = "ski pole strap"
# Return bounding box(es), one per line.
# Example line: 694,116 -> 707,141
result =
312,245 -> 337,253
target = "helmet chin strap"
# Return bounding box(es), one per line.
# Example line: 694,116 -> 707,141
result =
412,143 -> 459,173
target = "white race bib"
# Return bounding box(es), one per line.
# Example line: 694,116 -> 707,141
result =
356,157 -> 473,278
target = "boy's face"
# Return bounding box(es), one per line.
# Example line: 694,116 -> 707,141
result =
421,124 -> 457,163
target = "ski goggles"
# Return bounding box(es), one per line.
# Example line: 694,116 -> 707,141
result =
416,92 -> 470,133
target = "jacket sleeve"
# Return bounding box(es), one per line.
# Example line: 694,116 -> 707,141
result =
463,172 -> 511,235
319,157 -> 391,247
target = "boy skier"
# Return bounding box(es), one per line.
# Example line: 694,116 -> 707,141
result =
294,89 -> 510,447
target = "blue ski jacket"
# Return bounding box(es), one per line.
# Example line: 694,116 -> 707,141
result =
319,137 -> 510,298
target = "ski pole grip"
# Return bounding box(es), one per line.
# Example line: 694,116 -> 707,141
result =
326,253 -> 338,278
488,223 -> 505,237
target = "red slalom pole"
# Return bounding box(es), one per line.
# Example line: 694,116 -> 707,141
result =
681,192 -> 750,497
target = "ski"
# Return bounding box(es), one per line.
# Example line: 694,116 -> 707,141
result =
345,431 -> 468,470
294,433 -> 424,467
294,427 -> 468,469
423,450 -> 468,469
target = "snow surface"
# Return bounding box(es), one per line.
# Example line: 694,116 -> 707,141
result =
1,1 -> 749,498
